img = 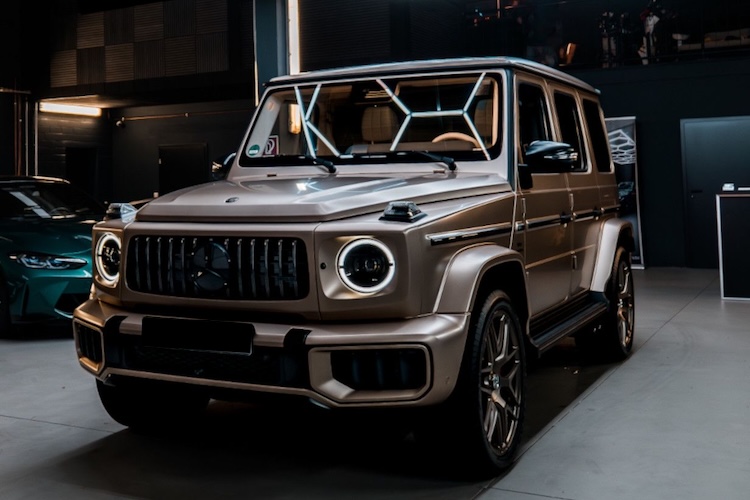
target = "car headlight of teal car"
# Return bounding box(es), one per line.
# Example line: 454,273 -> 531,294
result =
9,252 -> 88,270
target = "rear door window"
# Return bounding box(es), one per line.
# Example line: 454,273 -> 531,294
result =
582,98 -> 612,173
553,91 -> 587,172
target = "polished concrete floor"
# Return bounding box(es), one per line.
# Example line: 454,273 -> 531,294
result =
1,267 -> 748,499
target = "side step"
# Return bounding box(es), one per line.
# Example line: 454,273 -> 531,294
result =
529,294 -> 608,355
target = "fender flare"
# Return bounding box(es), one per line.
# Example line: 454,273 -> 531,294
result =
433,243 -> 527,315
591,218 -> 634,292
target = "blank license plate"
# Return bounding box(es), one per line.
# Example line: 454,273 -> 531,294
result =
141,317 -> 254,354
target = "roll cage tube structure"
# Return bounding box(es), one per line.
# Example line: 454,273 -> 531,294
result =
294,85 -> 342,158
291,73 -> 494,161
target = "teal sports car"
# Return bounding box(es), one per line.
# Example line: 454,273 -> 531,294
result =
0,176 -> 105,334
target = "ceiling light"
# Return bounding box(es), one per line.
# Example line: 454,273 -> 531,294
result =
39,102 -> 102,117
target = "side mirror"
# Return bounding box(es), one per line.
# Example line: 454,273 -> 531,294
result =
105,202 -> 137,222
211,152 -> 236,180
524,140 -> 578,172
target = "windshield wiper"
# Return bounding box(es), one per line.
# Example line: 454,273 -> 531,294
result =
305,155 -> 337,174
397,151 -> 457,171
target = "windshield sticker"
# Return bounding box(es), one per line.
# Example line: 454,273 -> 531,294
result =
246,144 -> 261,156
264,135 -> 279,156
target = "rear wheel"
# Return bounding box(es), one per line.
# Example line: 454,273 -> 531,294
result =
576,246 -> 635,361
96,378 -> 210,433
418,291 -> 526,478
601,246 -> 635,360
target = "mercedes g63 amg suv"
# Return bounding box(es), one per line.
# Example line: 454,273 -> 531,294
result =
73,56 -> 635,477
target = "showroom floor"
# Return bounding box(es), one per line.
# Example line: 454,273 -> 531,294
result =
1,267 -> 748,500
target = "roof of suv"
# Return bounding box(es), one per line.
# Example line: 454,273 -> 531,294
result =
268,56 -> 599,94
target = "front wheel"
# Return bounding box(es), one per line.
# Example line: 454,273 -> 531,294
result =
418,291 -> 526,478
97,378 -> 209,433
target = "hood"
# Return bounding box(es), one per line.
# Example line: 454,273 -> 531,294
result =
0,218 -> 96,255
136,172 -> 510,223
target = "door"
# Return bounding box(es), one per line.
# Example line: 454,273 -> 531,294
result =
65,147 -> 99,201
557,92 -> 618,298
682,116 -> 750,268
158,143 -> 209,196
516,79 -> 573,315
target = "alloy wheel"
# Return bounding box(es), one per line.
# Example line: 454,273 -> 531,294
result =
480,307 -> 523,455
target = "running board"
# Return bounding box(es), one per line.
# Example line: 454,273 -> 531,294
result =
529,297 -> 608,355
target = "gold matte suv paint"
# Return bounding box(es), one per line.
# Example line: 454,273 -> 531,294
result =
74,57 -> 635,477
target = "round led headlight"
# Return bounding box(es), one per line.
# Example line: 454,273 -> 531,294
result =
337,238 -> 395,293
95,232 -> 121,286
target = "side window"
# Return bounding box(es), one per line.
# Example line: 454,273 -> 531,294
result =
553,91 -> 586,172
582,99 -> 613,173
517,83 -> 551,165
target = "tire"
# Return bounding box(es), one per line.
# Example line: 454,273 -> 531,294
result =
577,246 -> 635,361
418,291 -> 526,478
96,378 -> 210,433
601,246 -> 635,360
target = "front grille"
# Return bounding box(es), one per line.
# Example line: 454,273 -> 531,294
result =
125,235 -> 309,300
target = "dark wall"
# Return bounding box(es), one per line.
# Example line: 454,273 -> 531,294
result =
1,1 -> 35,176
0,95 -> 14,176
460,0 -> 750,68
111,99 -> 254,202
36,112 -> 113,202
29,0 -> 257,206
299,0 -> 467,70
570,57 -> 750,267
41,0 -> 255,105
35,100 -> 255,206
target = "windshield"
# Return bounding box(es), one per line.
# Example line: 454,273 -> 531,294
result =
239,71 -> 503,168
0,181 -> 105,221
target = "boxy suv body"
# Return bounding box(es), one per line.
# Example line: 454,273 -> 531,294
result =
74,57 -> 634,477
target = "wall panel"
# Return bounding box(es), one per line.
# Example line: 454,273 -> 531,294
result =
134,40 -> 166,79
106,44 -> 135,82
164,0 -> 196,38
134,3 -> 164,41
197,33 -> 228,73
77,12 -> 104,49
165,36 -> 197,76
104,7 -> 134,45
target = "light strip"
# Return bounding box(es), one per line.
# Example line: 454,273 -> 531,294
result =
39,102 -> 102,117
287,0 -> 300,74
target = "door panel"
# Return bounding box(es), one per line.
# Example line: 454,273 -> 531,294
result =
516,78 -> 572,315
551,88 -> 593,297
521,177 -> 573,314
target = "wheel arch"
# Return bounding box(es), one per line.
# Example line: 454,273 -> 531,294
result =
434,244 -> 529,332
591,218 -> 635,292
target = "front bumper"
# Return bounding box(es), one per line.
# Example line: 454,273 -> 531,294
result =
8,273 -> 91,324
72,299 -> 469,408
